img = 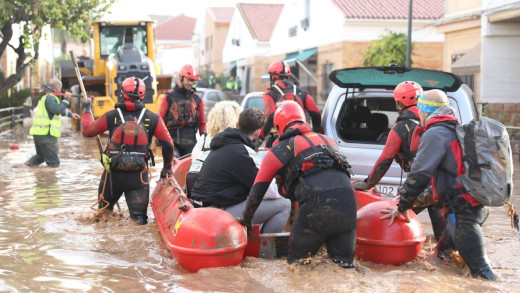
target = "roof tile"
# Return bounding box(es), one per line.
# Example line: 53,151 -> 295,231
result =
238,3 -> 284,41
332,0 -> 444,20
156,14 -> 196,41
209,7 -> 235,24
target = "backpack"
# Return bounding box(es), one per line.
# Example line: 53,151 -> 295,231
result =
454,117 -> 513,206
106,108 -> 152,172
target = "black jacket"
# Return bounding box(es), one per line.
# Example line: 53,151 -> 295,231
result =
191,127 -> 260,207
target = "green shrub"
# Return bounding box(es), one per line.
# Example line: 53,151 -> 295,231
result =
0,88 -> 32,108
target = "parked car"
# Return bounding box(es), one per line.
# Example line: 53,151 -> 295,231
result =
195,88 -> 228,117
322,66 -> 478,196
241,91 -> 264,110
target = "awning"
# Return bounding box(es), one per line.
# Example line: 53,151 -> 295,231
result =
224,61 -> 237,76
451,44 -> 480,70
285,48 -> 317,66
260,48 -> 318,83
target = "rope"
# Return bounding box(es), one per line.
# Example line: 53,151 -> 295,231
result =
140,164 -> 152,184
503,200 -> 516,229
91,171 -> 110,211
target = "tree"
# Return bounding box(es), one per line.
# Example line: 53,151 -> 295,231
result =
363,32 -> 413,67
0,0 -> 113,95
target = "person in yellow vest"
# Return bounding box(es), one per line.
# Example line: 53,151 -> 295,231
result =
25,78 -> 80,167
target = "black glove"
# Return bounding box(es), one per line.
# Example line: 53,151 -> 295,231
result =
160,166 -> 173,179
82,98 -> 92,114
352,178 -> 374,191
236,217 -> 253,236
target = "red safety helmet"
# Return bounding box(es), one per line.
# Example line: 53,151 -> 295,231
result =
393,81 -> 423,107
179,64 -> 199,81
274,101 -> 306,135
268,61 -> 291,80
121,77 -> 146,100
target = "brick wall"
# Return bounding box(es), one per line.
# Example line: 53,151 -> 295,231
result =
413,42 -> 444,70
485,103 -> 520,126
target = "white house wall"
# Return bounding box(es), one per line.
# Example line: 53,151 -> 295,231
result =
269,0 -> 443,56
481,20 -> 520,103
156,46 -> 193,76
269,0 -> 344,55
222,8 -> 271,64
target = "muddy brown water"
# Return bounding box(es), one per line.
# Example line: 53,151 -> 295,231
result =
0,124 -> 519,292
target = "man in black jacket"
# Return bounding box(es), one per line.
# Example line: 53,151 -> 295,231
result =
191,108 -> 291,233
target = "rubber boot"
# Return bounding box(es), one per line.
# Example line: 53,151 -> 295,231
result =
135,215 -> 148,225
474,269 -> 497,281
332,257 -> 355,269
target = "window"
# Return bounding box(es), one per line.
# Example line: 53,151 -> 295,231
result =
207,92 -> 219,102
99,25 -> 148,59
336,97 -> 395,144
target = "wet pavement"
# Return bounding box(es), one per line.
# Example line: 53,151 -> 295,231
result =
0,122 -> 519,292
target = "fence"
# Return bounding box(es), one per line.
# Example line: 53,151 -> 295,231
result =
0,106 -> 24,134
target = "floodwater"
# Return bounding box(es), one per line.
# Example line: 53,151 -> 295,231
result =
0,122 -> 519,293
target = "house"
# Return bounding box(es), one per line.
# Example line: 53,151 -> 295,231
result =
197,7 -> 234,78
222,3 -> 284,95
436,0 -> 520,125
265,0 -> 445,103
155,14 -> 196,78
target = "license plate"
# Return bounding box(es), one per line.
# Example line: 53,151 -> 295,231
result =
375,184 -> 398,197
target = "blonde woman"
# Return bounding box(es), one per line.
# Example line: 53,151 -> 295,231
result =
186,101 -> 242,196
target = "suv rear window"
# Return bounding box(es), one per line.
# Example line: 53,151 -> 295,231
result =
336,97 -> 397,144
329,66 -> 462,92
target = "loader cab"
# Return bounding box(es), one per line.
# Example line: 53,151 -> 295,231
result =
92,20 -> 155,77
99,25 -> 148,59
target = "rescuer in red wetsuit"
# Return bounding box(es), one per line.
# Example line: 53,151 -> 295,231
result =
240,101 -> 357,268
353,81 -> 446,241
158,64 -> 206,157
81,77 -> 174,225
261,61 -> 321,147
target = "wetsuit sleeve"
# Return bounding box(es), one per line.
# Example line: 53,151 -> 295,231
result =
262,92 -> 276,138
367,127 -> 403,185
153,118 -> 174,168
158,93 -> 170,120
198,100 -> 206,134
398,130 -> 445,212
302,93 -> 322,133
242,148 -> 285,224
81,113 -> 108,136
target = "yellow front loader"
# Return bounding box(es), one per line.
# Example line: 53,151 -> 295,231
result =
60,14 -> 172,118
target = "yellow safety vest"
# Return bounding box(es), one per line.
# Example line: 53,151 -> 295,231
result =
29,95 -> 62,137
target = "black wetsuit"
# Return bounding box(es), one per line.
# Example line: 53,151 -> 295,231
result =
242,123 -> 357,266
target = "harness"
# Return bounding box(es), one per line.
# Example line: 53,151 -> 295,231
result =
278,133 -> 352,197
270,83 -> 306,108
107,108 -> 155,174
394,117 -> 419,172
166,90 -> 201,139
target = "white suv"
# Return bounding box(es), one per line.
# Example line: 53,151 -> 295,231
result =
322,66 -> 478,196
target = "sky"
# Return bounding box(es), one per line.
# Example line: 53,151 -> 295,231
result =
110,0 -> 287,19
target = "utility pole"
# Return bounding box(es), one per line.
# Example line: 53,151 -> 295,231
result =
406,0 -> 413,67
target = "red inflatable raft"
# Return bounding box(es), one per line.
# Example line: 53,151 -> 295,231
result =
152,155 -> 426,270
356,200 -> 426,265
150,157 -> 247,272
